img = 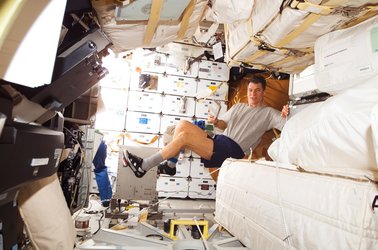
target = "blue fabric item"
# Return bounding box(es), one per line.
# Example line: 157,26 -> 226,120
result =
94,168 -> 112,203
193,120 -> 206,130
200,135 -> 244,168
168,157 -> 178,163
92,141 -> 112,203
93,141 -> 107,171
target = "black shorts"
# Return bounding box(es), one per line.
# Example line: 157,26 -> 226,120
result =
201,135 -> 244,168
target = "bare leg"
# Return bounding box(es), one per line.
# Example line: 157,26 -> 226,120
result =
160,120 -> 214,160
126,120 -> 214,175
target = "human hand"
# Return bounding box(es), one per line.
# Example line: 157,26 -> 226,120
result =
207,115 -> 218,125
281,104 -> 289,118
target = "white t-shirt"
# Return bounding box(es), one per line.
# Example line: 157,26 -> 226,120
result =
220,103 -> 285,154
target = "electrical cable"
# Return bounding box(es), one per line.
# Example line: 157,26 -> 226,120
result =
193,217 -> 210,250
145,234 -> 164,240
63,127 -> 84,149
93,210 -> 105,235
105,150 -> 230,235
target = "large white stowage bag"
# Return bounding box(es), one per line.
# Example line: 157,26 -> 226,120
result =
315,15 -> 378,94
18,174 -> 76,250
268,74 -> 378,172
215,160 -> 378,250
208,0 -> 254,24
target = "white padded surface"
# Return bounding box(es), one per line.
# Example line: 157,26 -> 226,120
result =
215,159 -> 378,250
92,0 -> 207,52
18,174 -> 76,250
269,74 -> 378,173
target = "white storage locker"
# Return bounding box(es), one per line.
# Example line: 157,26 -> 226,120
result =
188,178 -> 216,199
95,109 -> 126,131
160,75 -> 198,97
162,95 -> 196,117
176,157 -> 191,178
289,64 -> 319,99
157,177 -> 189,198
125,111 -> 161,134
198,60 -> 230,81
160,157 -> 191,178
195,100 -> 227,119
197,79 -> 228,101
189,158 -> 212,179
123,132 -> 160,148
133,49 -> 167,74
160,115 -> 194,135
100,87 -> 129,111
129,72 -> 163,93
165,54 -> 199,78
157,42 -> 207,58
127,91 -> 163,113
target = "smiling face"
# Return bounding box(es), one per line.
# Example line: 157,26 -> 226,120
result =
247,81 -> 265,107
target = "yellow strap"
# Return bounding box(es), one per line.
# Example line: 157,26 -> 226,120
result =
143,0 -> 163,46
246,0 -> 345,63
245,50 -> 265,63
269,52 -> 312,68
341,8 -> 378,29
273,0 -> 347,48
246,13 -> 322,63
108,132 -> 158,151
273,128 -> 280,139
197,81 -> 225,101
124,133 -> 159,145
276,13 -> 323,48
228,18 -> 255,59
107,132 -> 125,152
291,0 -> 333,15
291,64 -> 310,73
178,0 -> 195,39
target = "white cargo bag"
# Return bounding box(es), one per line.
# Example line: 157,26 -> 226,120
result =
315,15 -> 378,94
268,74 -> 378,172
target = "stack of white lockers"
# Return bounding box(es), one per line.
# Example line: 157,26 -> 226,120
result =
96,43 -> 230,199
138,43 -> 230,199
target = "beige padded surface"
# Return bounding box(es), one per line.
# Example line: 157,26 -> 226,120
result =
18,174 -> 76,250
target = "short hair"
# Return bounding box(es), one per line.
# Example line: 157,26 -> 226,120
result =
249,75 -> 267,91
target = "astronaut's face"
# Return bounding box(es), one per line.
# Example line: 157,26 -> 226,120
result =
247,82 -> 265,107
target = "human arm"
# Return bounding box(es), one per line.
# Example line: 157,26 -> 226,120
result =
208,115 -> 227,130
207,103 -> 238,131
266,106 -> 287,131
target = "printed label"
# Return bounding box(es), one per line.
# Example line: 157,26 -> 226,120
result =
30,158 -> 49,166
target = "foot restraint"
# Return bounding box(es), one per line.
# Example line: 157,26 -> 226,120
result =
157,161 -> 176,176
